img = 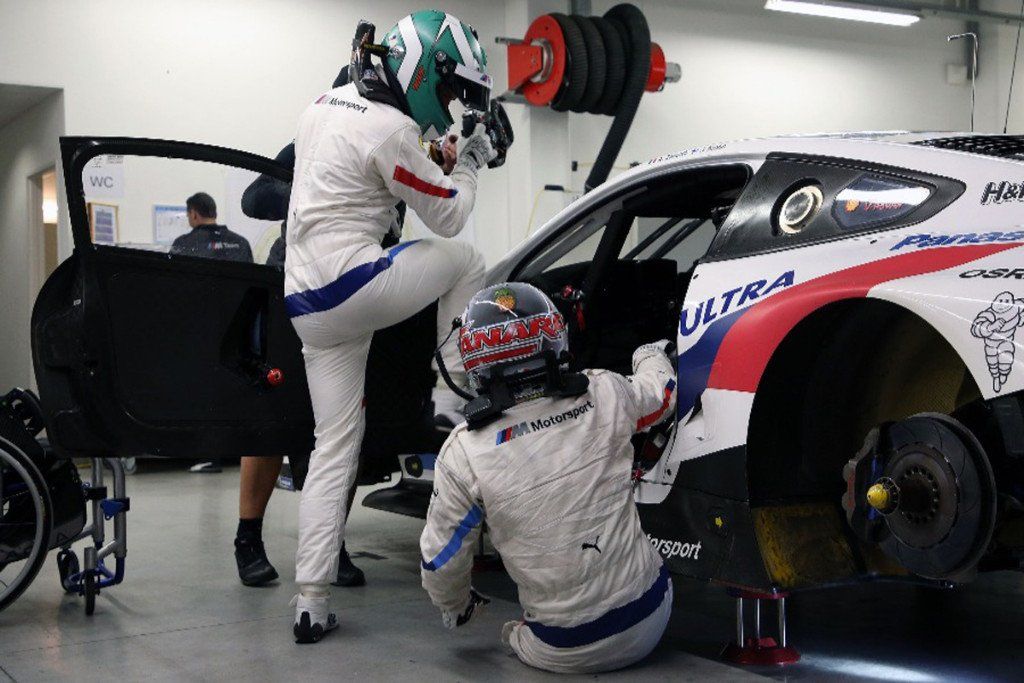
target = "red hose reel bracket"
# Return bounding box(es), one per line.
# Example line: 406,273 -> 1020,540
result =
500,13 -> 678,107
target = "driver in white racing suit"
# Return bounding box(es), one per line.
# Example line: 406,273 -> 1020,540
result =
287,10 -> 497,643
421,283 -> 677,673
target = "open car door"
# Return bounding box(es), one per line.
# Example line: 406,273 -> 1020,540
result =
33,137 -> 316,460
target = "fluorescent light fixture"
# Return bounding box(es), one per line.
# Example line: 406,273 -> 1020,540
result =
765,0 -> 921,26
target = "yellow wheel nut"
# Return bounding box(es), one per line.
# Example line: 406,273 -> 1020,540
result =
866,483 -> 889,510
866,477 -> 898,514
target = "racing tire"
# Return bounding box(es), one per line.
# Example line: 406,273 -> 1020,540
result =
591,16 -> 627,115
0,439 -> 52,613
549,13 -> 588,112
572,16 -> 607,114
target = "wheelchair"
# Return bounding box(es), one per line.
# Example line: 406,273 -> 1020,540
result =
0,388 -> 128,615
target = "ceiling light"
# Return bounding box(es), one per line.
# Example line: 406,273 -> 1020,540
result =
765,1 -> 921,26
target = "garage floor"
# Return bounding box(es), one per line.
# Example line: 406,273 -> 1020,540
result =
0,465 -> 1020,682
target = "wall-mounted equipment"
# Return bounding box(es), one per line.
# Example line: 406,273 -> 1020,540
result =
497,3 -> 680,191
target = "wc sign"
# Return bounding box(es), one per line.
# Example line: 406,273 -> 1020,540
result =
83,155 -> 124,199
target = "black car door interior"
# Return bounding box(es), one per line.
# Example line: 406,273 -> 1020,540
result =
36,138 -> 439,486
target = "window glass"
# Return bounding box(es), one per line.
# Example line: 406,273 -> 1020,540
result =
518,214 -> 610,279
81,155 -> 284,266
625,216 -> 716,272
832,174 -> 931,230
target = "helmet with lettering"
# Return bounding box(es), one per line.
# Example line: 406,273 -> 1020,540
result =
458,283 -> 571,404
380,10 -> 491,138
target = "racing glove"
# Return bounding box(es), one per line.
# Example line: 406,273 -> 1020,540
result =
632,339 -> 676,372
440,588 -> 490,630
455,124 -> 497,173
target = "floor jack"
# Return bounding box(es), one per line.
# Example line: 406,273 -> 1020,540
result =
721,590 -> 800,666
55,458 -> 128,615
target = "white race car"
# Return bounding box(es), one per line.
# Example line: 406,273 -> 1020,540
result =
35,132 -> 1024,593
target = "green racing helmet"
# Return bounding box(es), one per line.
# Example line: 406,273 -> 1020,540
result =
380,10 -> 492,138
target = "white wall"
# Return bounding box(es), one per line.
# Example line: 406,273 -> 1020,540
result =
0,92 -> 65,389
3,0 -> 1024,389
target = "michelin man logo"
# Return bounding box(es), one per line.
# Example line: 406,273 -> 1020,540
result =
971,292 -> 1024,392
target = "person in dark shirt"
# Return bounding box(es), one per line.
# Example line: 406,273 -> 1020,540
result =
173,193 -> 253,475
171,193 -> 253,263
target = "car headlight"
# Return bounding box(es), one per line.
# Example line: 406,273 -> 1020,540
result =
778,184 -> 823,234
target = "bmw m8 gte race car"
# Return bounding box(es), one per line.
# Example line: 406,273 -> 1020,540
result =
27,132 -> 1024,599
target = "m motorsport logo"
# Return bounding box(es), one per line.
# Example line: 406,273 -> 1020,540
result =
646,534 -> 702,561
495,400 -> 594,445
314,94 -> 368,113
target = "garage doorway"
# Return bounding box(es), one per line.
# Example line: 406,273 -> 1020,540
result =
28,167 -> 59,301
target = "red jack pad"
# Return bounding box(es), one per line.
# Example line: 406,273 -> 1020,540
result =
722,637 -> 800,666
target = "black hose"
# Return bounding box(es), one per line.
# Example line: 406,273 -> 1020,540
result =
584,4 -> 650,192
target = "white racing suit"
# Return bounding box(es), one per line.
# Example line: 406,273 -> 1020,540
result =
287,81 -> 486,587
421,347 -> 678,674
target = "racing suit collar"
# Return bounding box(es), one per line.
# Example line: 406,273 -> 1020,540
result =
357,70 -> 410,116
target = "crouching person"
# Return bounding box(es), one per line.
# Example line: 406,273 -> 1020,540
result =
420,282 -> 677,674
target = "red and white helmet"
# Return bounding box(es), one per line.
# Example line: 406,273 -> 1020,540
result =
458,282 -> 569,400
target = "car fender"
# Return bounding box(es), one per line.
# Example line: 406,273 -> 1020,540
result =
869,244 -> 1024,399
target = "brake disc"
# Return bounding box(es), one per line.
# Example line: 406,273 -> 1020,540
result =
844,413 -> 997,580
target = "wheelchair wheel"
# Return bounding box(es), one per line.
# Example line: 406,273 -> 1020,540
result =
0,438 -> 52,612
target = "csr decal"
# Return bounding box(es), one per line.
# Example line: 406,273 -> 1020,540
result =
495,400 -> 594,445
646,533 -> 702,560
460,312 -> 565,369
680,271 -> 794,337
981,181 -> 1024,205
891,231 -> 1024,251
960,268 -> 1024,279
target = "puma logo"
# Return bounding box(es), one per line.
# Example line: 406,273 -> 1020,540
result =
581,536 -> 602,554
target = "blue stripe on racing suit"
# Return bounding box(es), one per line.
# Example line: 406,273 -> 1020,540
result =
284,240 -> 420,318
524,564 -> 670,648
421,504 -> 483,571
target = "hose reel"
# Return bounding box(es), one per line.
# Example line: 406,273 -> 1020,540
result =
499,3 -> 680,191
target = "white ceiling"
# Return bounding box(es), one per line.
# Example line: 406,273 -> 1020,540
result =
0,83 -> 60,129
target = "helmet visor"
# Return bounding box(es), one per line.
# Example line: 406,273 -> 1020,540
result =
452,62 -> 492,112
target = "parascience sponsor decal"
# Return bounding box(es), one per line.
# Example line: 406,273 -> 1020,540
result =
890,231 -> 1024,251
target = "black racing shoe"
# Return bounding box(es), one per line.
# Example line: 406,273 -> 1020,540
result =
235,537 -> 279,587
332,544 -> 366,587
